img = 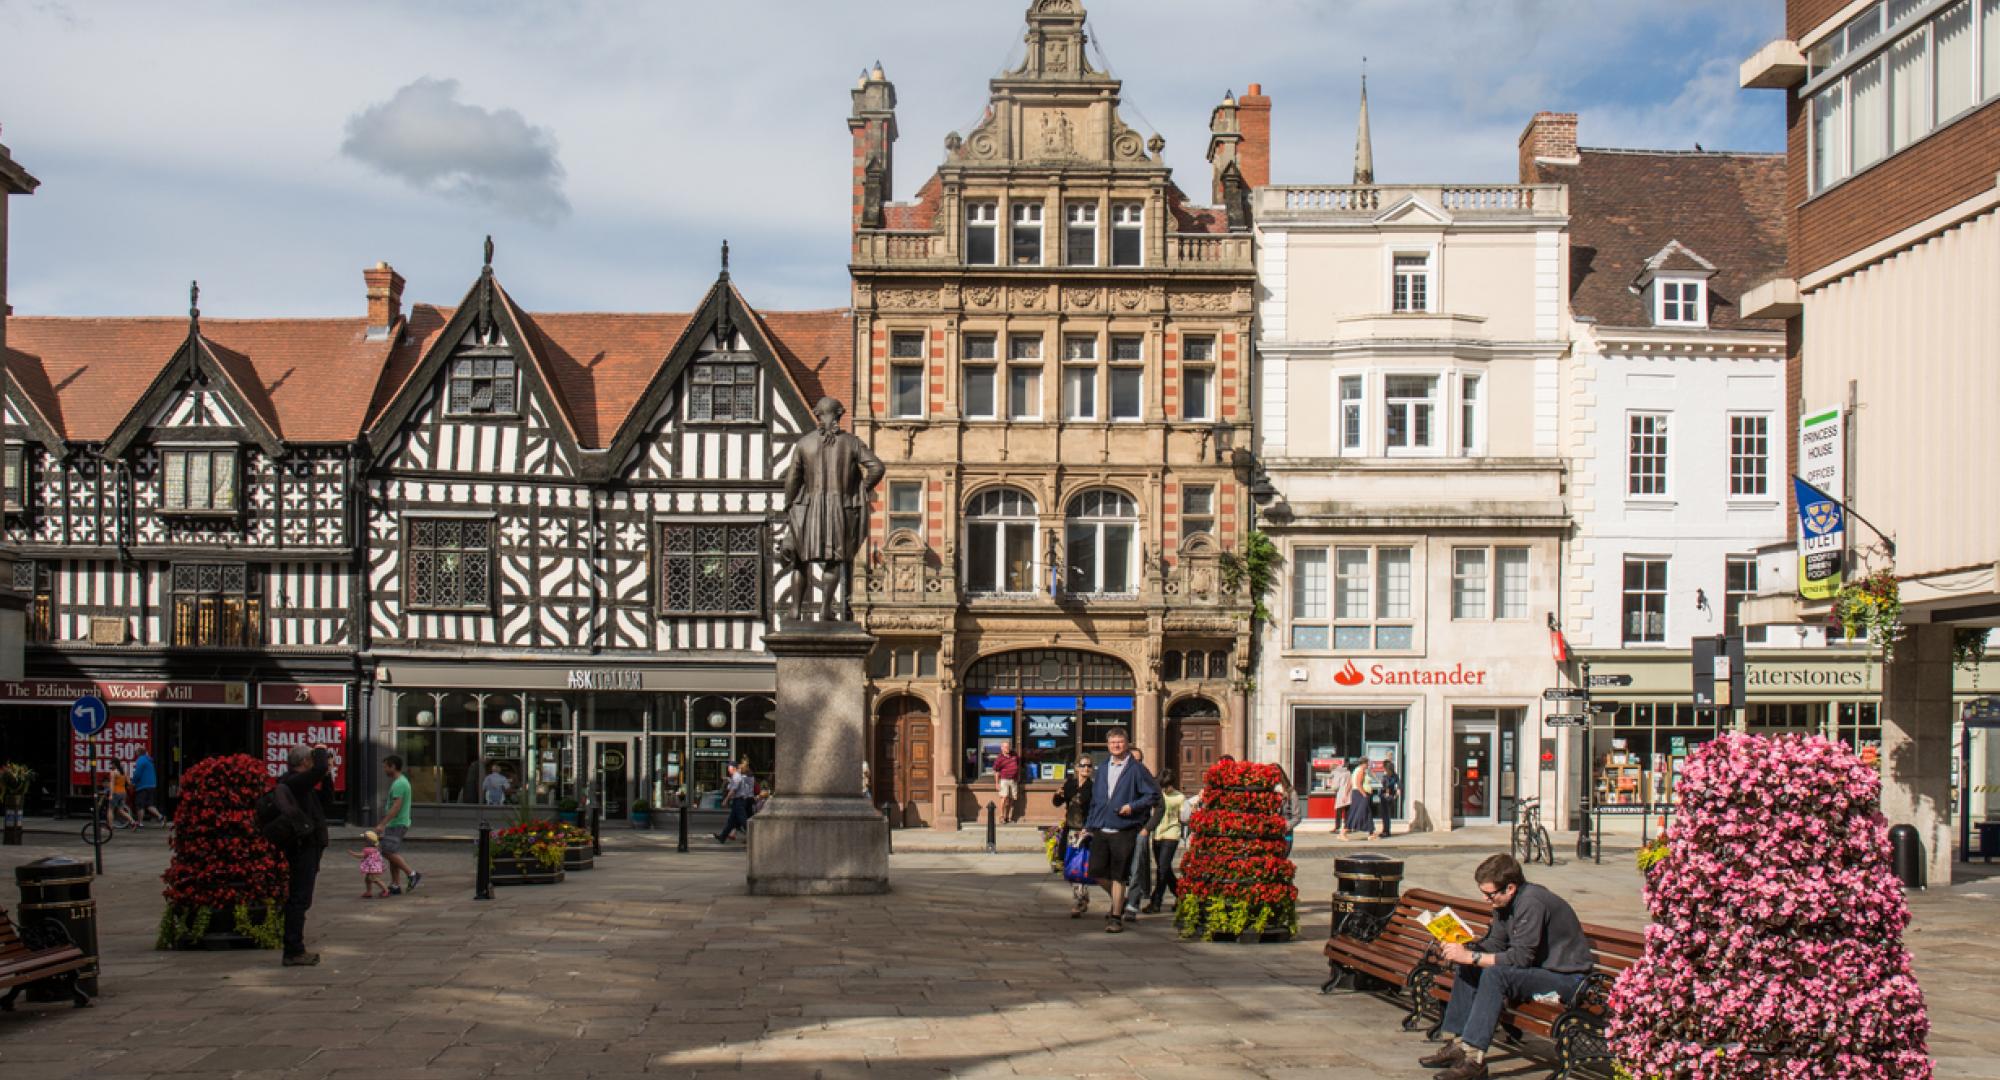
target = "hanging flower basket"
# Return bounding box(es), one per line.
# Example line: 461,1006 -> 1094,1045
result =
1834,571 -> 1905,660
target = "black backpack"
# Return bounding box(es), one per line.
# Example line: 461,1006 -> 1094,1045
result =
255,781 -> 311,846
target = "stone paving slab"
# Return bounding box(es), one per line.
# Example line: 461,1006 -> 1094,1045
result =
0,837 -> 1994,1078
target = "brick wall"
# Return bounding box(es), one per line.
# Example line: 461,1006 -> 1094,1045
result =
1790,0 -> 1855,41
1790,99 -> 2000,277
1516,112 -> 1578,181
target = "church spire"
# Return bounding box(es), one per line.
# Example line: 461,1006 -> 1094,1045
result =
1353,63 -> 1375,185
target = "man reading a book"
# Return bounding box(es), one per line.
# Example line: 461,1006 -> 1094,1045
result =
1418,853 -> 1593,1079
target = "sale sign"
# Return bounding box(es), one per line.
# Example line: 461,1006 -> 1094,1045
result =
71,716 -> 152,785
263,719 -> 347,792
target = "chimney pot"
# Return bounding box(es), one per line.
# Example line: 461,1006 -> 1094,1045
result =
1236,82 -> 1272,191
364,262 -> 405,341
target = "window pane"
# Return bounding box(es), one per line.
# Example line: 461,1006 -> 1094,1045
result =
963,334 -> 996,361
1985,0 -> 2000,104
1009,367 -> 1041,419
1012,202 -> 1042,265
890,332 -> 925,359
1182,368 -> 1211,421
1334,548 -> 1371,619
1002,522 -> 1035,592
1101,523 -> 1133,593
1111,336 -> 1144,362
189,452 -> 212,509
1063,366 -> 1096,419
1375,626 -> 1413,650
1009,336 -> 1041,361
1851,56 -> 1887,170
1065,523 -> 1097,593
211,453 -> 235,510
1292,548 -> 1328,620
963,366 -> 996,418
1496,547 -> 1529,619
1629,413 -> 1670,495
1182,336 -> 1215,362
1452,548 -> 1488,619
1812,84 -> 1846,192
1461,374 -> 1481,453
1183,485 -> 1214,515
1376,547 -> 1412,619
1334,626 -> 1371,650
892,366 -> 924,417
1937,2 -> 1976,119
1291,625 -> 1329,650
1340,376 -> 1364,450
1109,367 -> 1142,420
164,451 -> 187,508
968,523 -> 998,592
1888,29 -> 1929,153
966,204 -> 997,265
889,481 -> 922,514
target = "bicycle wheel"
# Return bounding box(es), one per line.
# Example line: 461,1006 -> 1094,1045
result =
80,819 -> 112,845
1510,824 -> 1526,862
1533,825 -> 1555,866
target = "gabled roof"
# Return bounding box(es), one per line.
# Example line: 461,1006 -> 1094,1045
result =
1526,146 -> 1786,331
4,315 -> 399,444
1640,240 -> 1716,275
103,332 -> 286,458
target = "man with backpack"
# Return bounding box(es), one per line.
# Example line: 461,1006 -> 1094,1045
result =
264,743 -> 332,966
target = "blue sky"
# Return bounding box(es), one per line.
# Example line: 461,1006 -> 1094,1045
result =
0,0 -> 1784,319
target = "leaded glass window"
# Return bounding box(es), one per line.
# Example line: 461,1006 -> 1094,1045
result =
447,355 -> 517,416
662,522 -> 764,615
405,517 -> 493,612
170,563 -> 263,647
688,358 -> 760,423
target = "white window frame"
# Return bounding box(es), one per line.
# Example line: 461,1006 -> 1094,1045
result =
887,479 -> 925,538
1458,370 -> 1486,456
1495,547 -> 1530,620
1288,544 -> 1417,653
1338,374 -> 1368,456
1064,201 -> 1098,267
961,333 -> 998,420
1062,335 -> 1098,421
160,445 -> 241,514
1062,489 -> 1139,597
1728,413 -> 1773,500
1010,200 -> 1044,267
1725,554 -> 1768,645
1383,373 -> 1442,456
1451,547 -> 1489,620
1289,546 -> 1331,651
1110,201 -> 1145,267
1654,278 -> 1707,327
1180,483 -> 1215,539
964,201 -> 999,266
887,331 -> 927,420
1622,555 -> 1670,646
1390,249 -> 1435,314
1108,353 -> 1144,423
1627,412 -> 1671,498
1007,335 -> 1043,421
964,488 -> 1040,596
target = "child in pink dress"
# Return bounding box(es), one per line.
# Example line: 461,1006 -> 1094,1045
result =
351,830 -> 388,899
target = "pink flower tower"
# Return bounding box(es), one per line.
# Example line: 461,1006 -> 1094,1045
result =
1608,733 -> 1930,1078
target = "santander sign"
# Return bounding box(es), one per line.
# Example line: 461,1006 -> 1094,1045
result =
1332,658 -> 1489,687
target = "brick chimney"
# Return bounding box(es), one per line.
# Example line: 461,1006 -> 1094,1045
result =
364,261 -> 404,341
1518,111 -> 1579,180
848,62 -> 897,232
0,129 -> 41,359
1237,83 -> 1271,189
1206,90 -> 1240,204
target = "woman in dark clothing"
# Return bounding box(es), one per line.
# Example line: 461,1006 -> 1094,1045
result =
1052,759 -> 1095,917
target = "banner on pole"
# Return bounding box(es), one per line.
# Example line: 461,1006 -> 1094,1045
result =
1793,476 -> 1846,602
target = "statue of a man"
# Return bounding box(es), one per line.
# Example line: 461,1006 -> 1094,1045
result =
780,396 -> 885,621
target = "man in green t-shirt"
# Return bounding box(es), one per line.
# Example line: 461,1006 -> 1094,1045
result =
376,756 -> 422,895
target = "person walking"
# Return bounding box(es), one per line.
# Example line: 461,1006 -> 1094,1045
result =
1417,853 -> 1593,1079
376,756 -> 422,895
1053,759 -> 1095,917
107,768 -> 137,828
1121,748 -> 1157,922
1145,773 -> 1186,913
1086,728 -> 1160,934
1330,759 -> 1353,840
714,763 -> 755,843
480,762 -> 513,808
993,740 -> 1022,823
1377,760 -> 1402,839
1347,759 -> 1374,840
277,743 -> 332,965
130,750 -> 164,825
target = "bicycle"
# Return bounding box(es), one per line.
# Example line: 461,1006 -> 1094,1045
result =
1510,797 -> 1555,866
79,792 -> 136,846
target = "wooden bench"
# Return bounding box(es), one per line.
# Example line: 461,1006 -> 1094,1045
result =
0,906 -> 92,1011
1324,887 -> 1639,1079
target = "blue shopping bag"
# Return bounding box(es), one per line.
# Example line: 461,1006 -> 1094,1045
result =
1062,836 -> 1094,884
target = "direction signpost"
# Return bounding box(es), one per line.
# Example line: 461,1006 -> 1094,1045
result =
1542,687 -> 1588,702
71,695 -> 110,873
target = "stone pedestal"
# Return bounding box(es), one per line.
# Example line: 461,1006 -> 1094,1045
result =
748,621 -> 889,895
1881,623 -> 1955,887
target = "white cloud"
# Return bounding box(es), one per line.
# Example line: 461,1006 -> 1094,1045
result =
341,77 -> 570,225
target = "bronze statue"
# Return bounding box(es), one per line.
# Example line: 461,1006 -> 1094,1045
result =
780,396 -> 884,621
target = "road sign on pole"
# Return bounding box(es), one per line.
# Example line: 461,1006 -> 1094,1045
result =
1545,714 -> 1590,728
1587,674 -> 1633,688
1542,687 -> 1588,702
70,695 -> 109,738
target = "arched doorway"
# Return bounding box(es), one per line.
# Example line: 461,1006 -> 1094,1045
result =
873,694 -> 932,825
1167,695 -> 1223,787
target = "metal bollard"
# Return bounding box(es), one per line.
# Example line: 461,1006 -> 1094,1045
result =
474,822 -> 494,901
590,807 -> 602,856
676,796 -> 689,853
985,801 -> 996,854
884,805 -> 893,855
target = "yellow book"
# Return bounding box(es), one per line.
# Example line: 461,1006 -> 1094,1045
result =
1419,906 -> 1475,946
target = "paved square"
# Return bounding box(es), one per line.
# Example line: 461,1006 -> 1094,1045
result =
1,830 -> 1995,1078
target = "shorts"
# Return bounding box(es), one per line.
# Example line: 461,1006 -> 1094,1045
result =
110,793 -> 128,809
135,788 -> 157,812
997,778 -> 1020,799
380,825 -> 408,855
1087,827 -> 1140,883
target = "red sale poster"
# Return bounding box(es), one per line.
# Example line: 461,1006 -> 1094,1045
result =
70,715 -> 152,786
262,718 -> 347,792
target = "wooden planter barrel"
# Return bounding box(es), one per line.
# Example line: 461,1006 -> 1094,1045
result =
490,854 -> 565,886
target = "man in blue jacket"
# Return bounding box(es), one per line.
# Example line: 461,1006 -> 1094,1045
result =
1086,728 -> 1159,934
129,751 -> 164,826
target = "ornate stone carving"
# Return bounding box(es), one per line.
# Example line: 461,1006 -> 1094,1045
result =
1037,112 -> 1076,158
1168,290 -> 1231,313
1062,287 -> 1099,311
1011,288 -> 1048,312
1113,287 -> 1146,311
964,285 -> 999,310
968,131 -> 999,160
877,287 -> 934,310
1044,40 -> 1069,74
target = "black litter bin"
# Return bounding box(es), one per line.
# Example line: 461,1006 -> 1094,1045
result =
1332,853 -> 1403,938
1888,824 -> 1925,890
15,855 -> 99,1000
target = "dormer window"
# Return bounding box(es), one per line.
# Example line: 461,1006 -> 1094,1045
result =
1655,278 -> 1707,326
447,355 -> 518,417
2,444 -> 28,513
688,356 -> 761,424
160,447 -> 239,514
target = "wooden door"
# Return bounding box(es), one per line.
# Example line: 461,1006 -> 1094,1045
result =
1176,720 -> 1222,783
874,696 -> 931,812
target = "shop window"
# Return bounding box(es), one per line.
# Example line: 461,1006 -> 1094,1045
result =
404,517 -> 493,613
1594,702 -> 1716,807
1729,415 -> 1770,497
1725,555 -> 1766,644
14,559 -> 55,644
1181,484 -> 1214,539
1011,201 -> 1043,265
1622,556 -> 1668,644
965,201 -> 998,265
660,522 -> 764,615
1064,489 -> 1138,596
1627,413 -> 1669,496
1292,706 -> 1406,819
1383,376 -> 1439,454
2,444 -> 28,513
1065,202 -> 1097,266
887,480 -> 925,538
688,356 -> 760,424
170,563 -> 263,647
447,354 -> 518,417
1111,202 -> 1144,266
160,447 -> 239,513
965,487 -> 1038,595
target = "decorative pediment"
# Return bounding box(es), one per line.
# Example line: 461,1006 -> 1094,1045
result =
1374,196 -> 1451,227
150,380 -> 243,430
103,325 -> 283,459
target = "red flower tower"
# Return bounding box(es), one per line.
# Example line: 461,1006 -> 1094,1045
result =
1176,759 -> 1299,941
157,754 -> 289,949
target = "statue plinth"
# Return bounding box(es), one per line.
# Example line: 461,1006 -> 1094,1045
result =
747,620 -> 889,895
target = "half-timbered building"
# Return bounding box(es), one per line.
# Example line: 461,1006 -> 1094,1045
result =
361,248 -> 849,821
1,285 -> 388,815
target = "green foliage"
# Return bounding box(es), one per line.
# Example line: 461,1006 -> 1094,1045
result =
231,902 -> 284,949
0,762 -> 33,800
156,904 -> 213,950
1172,895 -> 1300,942
1954,628 -> 1990,670
1636,835 -> 1670,874
1220,530 -> 1281,623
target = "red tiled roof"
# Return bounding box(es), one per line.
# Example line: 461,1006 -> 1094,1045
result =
1528,148 -> 1787,332
1165,185 -> 1229,234
752,309 -> 853,414
882,175 -> 943,231
5,316 -> 396,442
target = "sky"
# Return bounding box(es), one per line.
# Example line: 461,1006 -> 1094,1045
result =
0,0 -> 1785,319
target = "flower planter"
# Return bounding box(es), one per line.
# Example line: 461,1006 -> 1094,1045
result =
490,854 -> 565,886
160,902 -> 281,950
557,810 -> 581,825
630,811 -> 652,830
562,841 -> 595,872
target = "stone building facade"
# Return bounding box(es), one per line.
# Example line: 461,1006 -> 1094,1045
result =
850,0 -> 1256,828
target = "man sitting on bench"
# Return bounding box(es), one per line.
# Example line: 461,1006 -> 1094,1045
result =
1419,853 -> 1593,1079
